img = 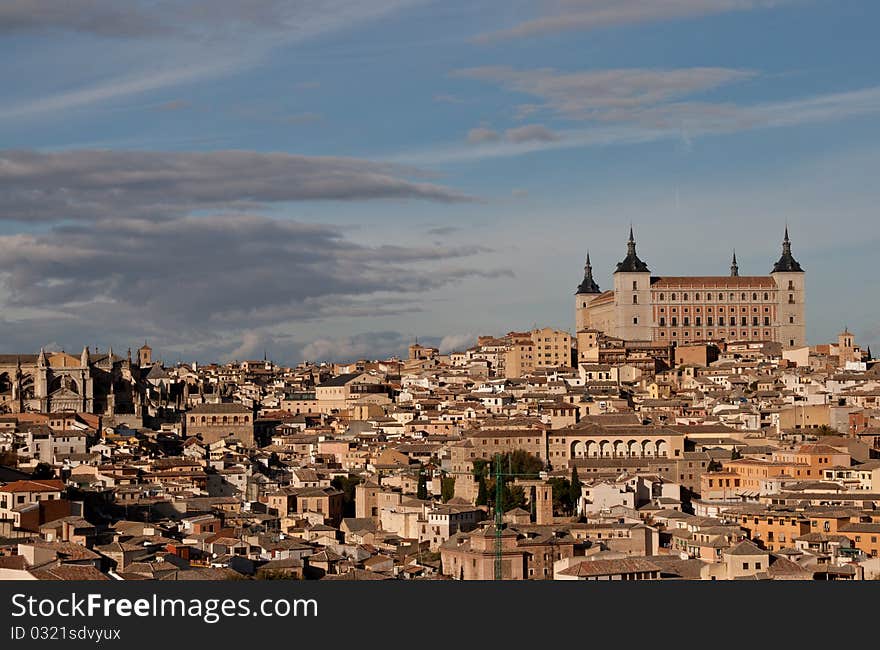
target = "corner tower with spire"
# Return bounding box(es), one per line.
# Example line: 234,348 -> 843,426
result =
771,226 -> 806,348
612,227 -> 653,341
574,251 -> 602,331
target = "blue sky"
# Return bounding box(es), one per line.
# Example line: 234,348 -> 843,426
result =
0,0 -> 878,363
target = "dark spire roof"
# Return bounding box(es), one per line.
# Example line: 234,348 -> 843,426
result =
772,226 -> 804,273
614,227 -> 650,273
576,251 -> 601,294
730,249 -> 739,277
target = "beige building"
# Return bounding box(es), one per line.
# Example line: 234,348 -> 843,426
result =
185,403 -> 254,446
549,423 -> 686,465
575,228 -> 806,348
498,328 -> 573,378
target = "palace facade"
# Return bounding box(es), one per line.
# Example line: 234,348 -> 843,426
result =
575,228 -> 806,348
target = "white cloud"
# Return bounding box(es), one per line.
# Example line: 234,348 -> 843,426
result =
438,333 -> 474,353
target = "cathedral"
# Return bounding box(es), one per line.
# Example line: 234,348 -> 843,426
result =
0,343 -> 156,416
575,228 -> 806,348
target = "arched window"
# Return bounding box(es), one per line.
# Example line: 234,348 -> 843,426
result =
671,293 -> 677,300
201,416 -> 206,424
233,416 -> 239,424
763,292 -> 769,300
190,416 -> 195,423
222,416 -> 228,424
683,293 -> 689,301
211,416 -> 217,424
659,293 -> 665,301
752,293 -> 757,300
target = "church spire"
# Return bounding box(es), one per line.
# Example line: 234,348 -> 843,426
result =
576,250 -> 600,294
730,249 -> 739,277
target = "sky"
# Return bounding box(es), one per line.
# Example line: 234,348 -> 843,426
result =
0,0 -> 878,364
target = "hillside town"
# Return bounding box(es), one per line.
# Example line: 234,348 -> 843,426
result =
1,234 -> 879,582
1,324 -> 878,581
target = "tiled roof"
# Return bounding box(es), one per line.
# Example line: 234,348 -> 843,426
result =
651,276 -> 776,289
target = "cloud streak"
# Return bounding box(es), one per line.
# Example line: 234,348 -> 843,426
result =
0,149 -> 473,223
474,0 -> 796,42
0,1 -> 423,119
401,72 -> 880,164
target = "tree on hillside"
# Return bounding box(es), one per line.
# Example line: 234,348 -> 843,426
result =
476,474 -> 489,506
31,462 -> 54,480
550,477 -> 572,516
569,467 -> 582,514
441,476 -> 455,503
417,472 -> 428,500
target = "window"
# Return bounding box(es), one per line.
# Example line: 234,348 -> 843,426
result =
789,316 -> 795,324
764,317 -> 770,326
764,292 -> 769,300
632,281 -> 638,290
659,293 -> 665,301
707,317 -> 713,326
659,317 -> 666,326
742,562 -> 749,570
633,317 -> 639,325
633,295 -> 638,304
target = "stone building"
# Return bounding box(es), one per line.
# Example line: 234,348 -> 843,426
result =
575,227 -> 806,348
0,347 -> 144,416
185,402 -> 254,446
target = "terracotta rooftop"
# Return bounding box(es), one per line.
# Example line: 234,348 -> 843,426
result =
651,276 -> 776,289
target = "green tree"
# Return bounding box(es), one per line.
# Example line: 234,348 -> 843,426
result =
417,472 -> 428,500
569,467 -> 582,513
502,484 -> 526,511
549,477 -> 572,515
31,462 -> 54,479
331,475 -> 362,518
476,474 -> 489,506
441,476 -> 455,503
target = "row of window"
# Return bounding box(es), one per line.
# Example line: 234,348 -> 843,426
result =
658,330 -> 773,339
656,291 -> 774,302
660,306 -> 770,314
659,316 -> 774,327
189,415 -> 250,424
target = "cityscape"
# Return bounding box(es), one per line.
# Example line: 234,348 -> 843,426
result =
2,229 -> 879,581
1,1 -> 879,586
